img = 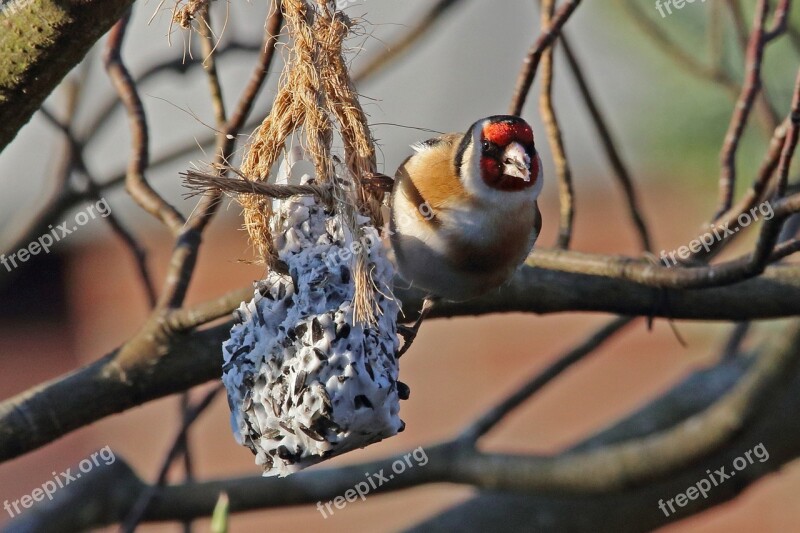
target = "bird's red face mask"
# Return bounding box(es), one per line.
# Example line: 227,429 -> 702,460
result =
478,119 -> 539,192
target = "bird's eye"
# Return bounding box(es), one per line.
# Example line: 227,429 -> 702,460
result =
481,140 -> 500,157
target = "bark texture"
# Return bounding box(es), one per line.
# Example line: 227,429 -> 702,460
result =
0,0 -> 133,152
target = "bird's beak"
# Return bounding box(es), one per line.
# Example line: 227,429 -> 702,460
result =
502,142 -> 531,182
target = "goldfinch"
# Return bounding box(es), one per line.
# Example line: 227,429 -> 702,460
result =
389,115 -> 543,302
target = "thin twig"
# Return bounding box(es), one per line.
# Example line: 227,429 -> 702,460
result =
717,0 -> 770,216
121,385 -> 222,533
623,0 -> 779,135
509,0 -> 582,117
2,113 -> 266,264
459,316 -> 636,444
82,41 -> 262,144
177,393 -> 195,533
225,4 -> 284,135
764,0 -> 791,42
723,0 -> 782,134
530,195 -> 800,289
40,103 -> 158,307
104,11 -> 187,236
559,32 -> 653,252
178,7 -> 228,514
352,0 -> 466,84
198,5 -> 227,128
721,322 -> 751,360
164,286 -> 253,332
770,237 -> 800,262
158,2 -> 283,310
677,118 -> 789,264
621,0 -> 738,93
85,179 -> 158,308
771,70 -> 800,200
749,67 -> 800,268
708,0 -> 726,72
182,2 -> 229,235
538,0 -> 574,249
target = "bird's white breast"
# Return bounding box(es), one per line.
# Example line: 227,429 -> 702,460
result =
390,189 -> 538,301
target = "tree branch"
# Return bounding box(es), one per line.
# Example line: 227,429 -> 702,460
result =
410,358 -> 796,532
5,250 -> 800,463
0,322 -> 227,462
9,322 -> 800,531
0,0 -> 133,153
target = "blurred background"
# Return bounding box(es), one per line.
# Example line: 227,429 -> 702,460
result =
1,0 -> 799,531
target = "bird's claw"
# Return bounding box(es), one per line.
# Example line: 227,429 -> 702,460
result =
396,297 -> 435,358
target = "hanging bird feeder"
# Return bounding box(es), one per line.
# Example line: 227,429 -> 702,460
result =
187,0 -> 407,477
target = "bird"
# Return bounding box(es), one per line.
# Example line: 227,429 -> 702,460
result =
389,114 -> 543,300
371,115 -> 543,353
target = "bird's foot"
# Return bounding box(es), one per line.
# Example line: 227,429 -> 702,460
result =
397,297 -> 435,358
